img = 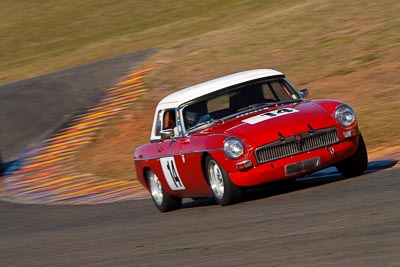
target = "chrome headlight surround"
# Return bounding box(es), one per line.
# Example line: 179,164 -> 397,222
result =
223,137 -> 244,159
334,104 -> 356,127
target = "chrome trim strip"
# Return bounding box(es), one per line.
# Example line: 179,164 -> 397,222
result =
134,147 -> 223,162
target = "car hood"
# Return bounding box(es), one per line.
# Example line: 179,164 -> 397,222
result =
204,101 -> 337,146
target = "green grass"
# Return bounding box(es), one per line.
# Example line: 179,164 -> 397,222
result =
2,0 -> 400,180
0,0 -> 282,83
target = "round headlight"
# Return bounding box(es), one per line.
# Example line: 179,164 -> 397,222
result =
223,137 -> 244,159
334,104 -> 356,127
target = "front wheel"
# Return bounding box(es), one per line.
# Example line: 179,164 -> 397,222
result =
147,169 -> 182,212
205,156 -> 243,206
336,133 -> 368,178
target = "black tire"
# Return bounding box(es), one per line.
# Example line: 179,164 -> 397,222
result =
146,169 -> 182,212
205,155 -> 243,206
336,133 -> 368,178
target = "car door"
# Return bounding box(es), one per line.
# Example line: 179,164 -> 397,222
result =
151,109 -> 187,193
152,109 -> 211,197
155,138 -> 186,192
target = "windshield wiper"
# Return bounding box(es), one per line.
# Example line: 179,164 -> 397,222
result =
277,99 -> 304,105
237,102 -> 276,112
187,120 -> 216,132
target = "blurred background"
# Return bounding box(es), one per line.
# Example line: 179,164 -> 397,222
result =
1,0 -> 399,181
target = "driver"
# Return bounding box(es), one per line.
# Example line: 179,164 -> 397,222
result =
184,101 -> 212,129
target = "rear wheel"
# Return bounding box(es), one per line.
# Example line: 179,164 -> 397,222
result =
147,169 -> 182,212
336,133 -> 368,178
205,156 -> 243,206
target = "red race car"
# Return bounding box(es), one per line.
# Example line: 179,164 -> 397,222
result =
134,69 -> 368,212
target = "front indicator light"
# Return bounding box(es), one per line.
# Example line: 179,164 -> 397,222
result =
343,129 -> 358,138
236,160 -> 252,171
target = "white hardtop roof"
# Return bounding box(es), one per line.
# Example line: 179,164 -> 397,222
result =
157,69 -> 284,110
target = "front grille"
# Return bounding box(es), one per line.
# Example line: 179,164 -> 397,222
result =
255,127 -> 339,164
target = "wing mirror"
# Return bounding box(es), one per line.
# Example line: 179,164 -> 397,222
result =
160,129 -> 174,141
300,88 -> 309,99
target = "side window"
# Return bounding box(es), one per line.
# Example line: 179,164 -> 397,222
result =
162,109 -> 176,130
154,109 -> 176,137
155,110 -> 162,136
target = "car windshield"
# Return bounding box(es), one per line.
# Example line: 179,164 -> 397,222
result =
182,78 -> 302,131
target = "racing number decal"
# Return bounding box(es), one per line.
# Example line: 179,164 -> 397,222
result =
160,157 -> 186,190
242,108 -> 299,125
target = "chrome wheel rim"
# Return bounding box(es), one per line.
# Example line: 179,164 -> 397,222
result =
149,171 -> 163,206
208,160 -> 224,199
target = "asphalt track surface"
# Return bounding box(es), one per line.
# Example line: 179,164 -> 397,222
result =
1,51 -> 399,266
0,49 -> 155,162
1,166 -> 399,266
